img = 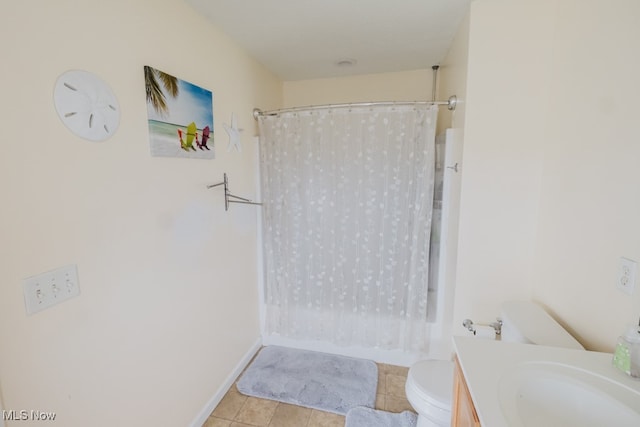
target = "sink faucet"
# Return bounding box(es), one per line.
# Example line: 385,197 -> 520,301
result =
463,318 -> 502,335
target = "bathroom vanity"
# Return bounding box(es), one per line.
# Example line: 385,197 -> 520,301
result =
452,336 -> 640,427
452,355 -> 480,427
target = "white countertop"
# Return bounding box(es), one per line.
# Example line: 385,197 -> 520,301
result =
453,336 -> 640,427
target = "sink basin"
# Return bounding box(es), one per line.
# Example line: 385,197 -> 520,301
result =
498,361 -> 640,427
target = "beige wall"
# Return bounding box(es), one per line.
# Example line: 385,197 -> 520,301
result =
433,11 -> 470,357
438,12 -> 469,134
452,0 -> 555,339
5,1 -> 639,424
283,69 -> 434,107
0,1 -> 281,426
452,0 -> 640,351
532,0 -> 640,350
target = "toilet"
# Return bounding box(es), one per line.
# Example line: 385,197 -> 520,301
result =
405,301 -> 584,427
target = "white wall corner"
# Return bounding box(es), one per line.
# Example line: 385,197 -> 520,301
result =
189,338 -> 262,427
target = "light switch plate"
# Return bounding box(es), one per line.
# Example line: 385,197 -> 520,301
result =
23,264 -> 80,315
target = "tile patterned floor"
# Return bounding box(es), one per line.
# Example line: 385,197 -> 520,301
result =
202,362 -> 415,427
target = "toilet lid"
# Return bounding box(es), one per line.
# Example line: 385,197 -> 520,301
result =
407,360 -> 454,408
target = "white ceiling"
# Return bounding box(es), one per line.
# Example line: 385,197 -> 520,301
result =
185,0 -> 471,81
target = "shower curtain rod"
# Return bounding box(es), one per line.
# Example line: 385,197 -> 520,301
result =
252,95 -> 457,120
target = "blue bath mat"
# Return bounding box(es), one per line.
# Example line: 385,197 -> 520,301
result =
345,407 -> 417,427
236,345 -> 378,415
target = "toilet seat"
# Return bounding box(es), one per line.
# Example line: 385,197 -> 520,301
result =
405,360 -> 454,426
406,359 -> 454,410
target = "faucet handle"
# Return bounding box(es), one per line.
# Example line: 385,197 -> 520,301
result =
490,318 -> 503,335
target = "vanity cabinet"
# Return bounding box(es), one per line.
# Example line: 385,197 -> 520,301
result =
452,355 -> 481,427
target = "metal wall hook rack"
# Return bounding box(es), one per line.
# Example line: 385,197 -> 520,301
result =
207,173 -> 262,211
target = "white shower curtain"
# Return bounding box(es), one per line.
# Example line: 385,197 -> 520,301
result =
259,105 -> 438,353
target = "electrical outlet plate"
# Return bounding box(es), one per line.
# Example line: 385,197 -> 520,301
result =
23,264 -> 80,315
617,257 -> 637,295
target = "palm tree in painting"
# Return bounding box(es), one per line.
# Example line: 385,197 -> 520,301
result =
144,66 -> 179,116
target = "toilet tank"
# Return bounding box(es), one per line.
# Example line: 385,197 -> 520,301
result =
500,301 -> 584,350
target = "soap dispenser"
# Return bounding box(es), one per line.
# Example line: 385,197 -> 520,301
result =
613,318 -> 640,378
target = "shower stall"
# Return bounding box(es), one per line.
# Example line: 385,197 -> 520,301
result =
254,99 -> 460,365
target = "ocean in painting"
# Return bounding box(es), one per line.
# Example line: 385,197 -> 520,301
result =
144,65 -> 214,159
148,120 -> 215,159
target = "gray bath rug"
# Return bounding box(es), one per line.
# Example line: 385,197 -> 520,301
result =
345,407 -> 418,427
236,345 -> 377,415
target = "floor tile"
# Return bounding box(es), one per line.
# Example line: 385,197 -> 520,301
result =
376,369 -> 386,393
384,395 -> 414,413
235,397 -> 278,426
307,410 -> 345,427
202,417 -> 231,427
378,363 -> 392,374
208,360 -> 416,426
268,403 -> 312,427
380,363 -> 409,377
386,374 -> 407,397
375,393 -> 385,410
212,391 -> 247,420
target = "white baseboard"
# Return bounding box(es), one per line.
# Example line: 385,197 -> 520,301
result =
189,338 -> 262,427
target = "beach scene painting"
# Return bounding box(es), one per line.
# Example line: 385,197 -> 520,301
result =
144,65 -> 214,159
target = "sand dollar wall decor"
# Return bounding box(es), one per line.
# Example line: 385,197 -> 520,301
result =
53,70 -> 120,142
